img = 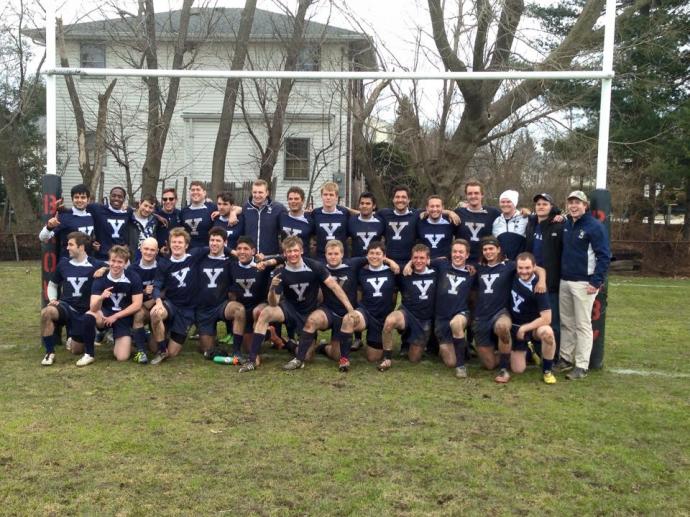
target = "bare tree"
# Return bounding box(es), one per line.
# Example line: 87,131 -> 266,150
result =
210,0 -> 257,196
56,18 -> 117,197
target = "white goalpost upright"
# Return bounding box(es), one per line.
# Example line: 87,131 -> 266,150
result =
41,0 -> 617,366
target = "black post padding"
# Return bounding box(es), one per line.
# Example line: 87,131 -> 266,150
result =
588,188 -> 611,370
41,175 -> 62,307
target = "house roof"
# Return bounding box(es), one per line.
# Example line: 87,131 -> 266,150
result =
30,7 -> 368,43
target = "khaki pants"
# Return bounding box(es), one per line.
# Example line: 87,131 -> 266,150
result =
559,280 -> 597,369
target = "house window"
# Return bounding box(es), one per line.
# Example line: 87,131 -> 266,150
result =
85,130 -> 107,166
284,138 -> 309,180
80,43 -> 105,68
296,45 -> 320,72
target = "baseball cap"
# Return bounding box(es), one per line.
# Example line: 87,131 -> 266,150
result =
533,192 -> 555,204
567,190 -> 588,202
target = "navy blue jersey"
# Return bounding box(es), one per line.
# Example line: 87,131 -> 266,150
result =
434,260 -> 473,319
417,217 -> 455,259
312,206 -> 349,258
155,208 -> 183,248
377,208 -> 419,263
46,208 -> 95,258
279,212 -> 314,252
52,256 -> 105,313
87,203 -> 130,258
455,206 -> 501,262
196,253 -> 233,308
398,267 -> 437,320
229,259 -> 272,308
323,257 -> 368,316
181,202 -> 217,248
474,260 -> 516,320
357,264 -> 396,321
154,248 -> 206,308
492,213 -> 528,260
510,274 -> 550,325
348,215 -> 385,257
129,258 -> 165,301
274,257 -> 330,315
212,214 -> 244,249
91,270 -> 143,317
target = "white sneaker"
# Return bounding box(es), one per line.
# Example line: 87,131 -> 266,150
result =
41,353 -> 56,366
65,338 -> 72,352
76,354 -> 95,367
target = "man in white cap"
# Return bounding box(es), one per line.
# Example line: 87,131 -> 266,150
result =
556,191 -> 610,380
492,189 -> 528,260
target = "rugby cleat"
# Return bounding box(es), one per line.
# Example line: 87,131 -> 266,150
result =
41,353 -> 56,366
543,371 -> 557,384
76,354 -> 95,367
238,361 -> 257,373
150,351 -> 169,365
455,365 -> 468,379
338,357 -> 350,373
133,351 -> 149,364
282,358 -> 304,371
494,368 -> 511,384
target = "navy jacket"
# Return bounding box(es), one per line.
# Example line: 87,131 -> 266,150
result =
560,212 -> 610,288
242,197 -> 286,255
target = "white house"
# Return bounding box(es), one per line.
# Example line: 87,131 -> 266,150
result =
33,7 -> 375,206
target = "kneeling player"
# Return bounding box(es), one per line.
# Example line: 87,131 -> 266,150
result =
340,241 -> 398,367
130,237 -> 163,363
80,246 -> 143,366
509,252 -> 557,384
240,236 -> 356,372
434,239 -> 474,378
40,231 -> 105,365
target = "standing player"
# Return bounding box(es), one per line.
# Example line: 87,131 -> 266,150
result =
241,179 -> 287,255
87,186 -> 130,260
377,186 -> 420,269
39,232 -> 105,365
128,194 -> 159,255
557,191 -> 611,380
417,195 -> 458,259
149,228 -> 201,364
509,252 -> 558,384
492,190 -> 528,260
348,192 -> 385,258
156,187 -> 182,252
312,182 -> 349,261
130,237 -> 164,364
279,186 -> 314,252
39,184 -> 95,258
79,245 -> 143,366
213,191 -> 244,249
433,239 -> 474,378
473,236 -> 546,383
455,180 -> 501,264
181,181 -> 217,249
380,244 -> 437,371
239,236 -> 356,373
339,241 -> 398,365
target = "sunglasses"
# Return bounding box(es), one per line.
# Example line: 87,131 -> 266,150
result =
162,197 -> 176,201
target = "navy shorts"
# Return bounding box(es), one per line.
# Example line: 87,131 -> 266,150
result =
56,301 -> 87,340
101,311 -> 134,339
163,300 -> 196,337
240,302 -> 260,333
196,301 -> 229,336
356,305 -> 383,348
279,301 -> 308,333
472,309 -> 510,348
400,306 -> 432,347
510,324 -> 537,352
320,306 -> 346,341
434,312 -> 470,344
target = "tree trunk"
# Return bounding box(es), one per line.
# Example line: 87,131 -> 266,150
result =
257,0 -> 313,186
684,178 -> 690,239
0,156 -> 40,232
140,0 -> 194,196
89,80 -> 117,196
211,0 -> 257,197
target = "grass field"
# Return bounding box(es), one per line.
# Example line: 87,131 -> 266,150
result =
1,262 -> 689,515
